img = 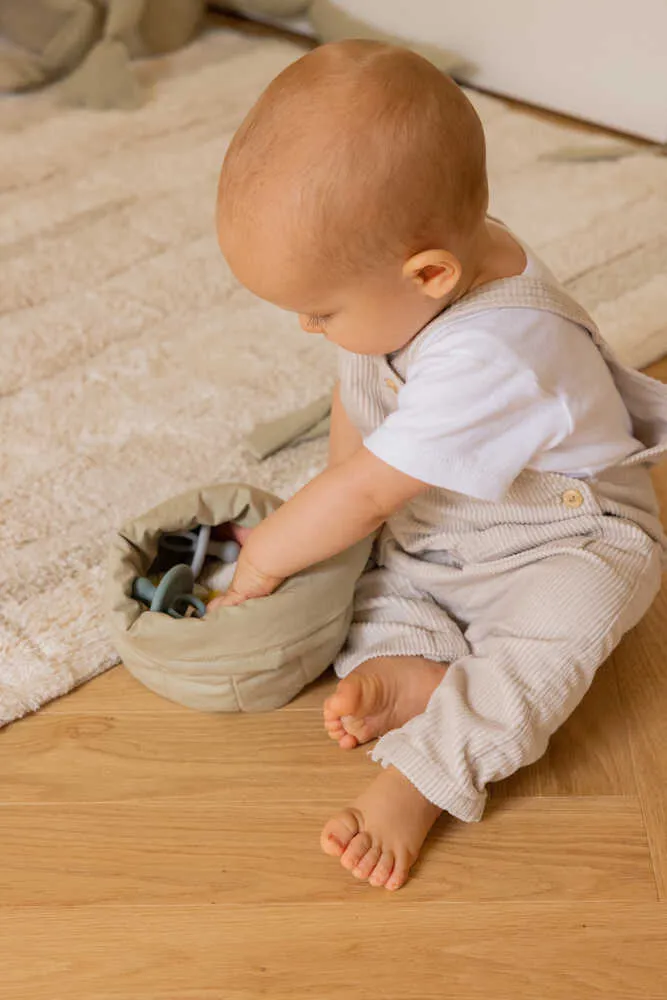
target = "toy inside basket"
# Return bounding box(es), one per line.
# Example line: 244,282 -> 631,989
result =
105,482 -> 372,713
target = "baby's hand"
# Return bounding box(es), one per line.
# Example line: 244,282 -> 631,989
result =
209,446 -> 426,612
207,552 -> 284,609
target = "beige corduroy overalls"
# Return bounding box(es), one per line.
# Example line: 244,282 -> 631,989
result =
336,275 -> 667,822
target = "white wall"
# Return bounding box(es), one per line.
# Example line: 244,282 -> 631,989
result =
326,0 -> 667,141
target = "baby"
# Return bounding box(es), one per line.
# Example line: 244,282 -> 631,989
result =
211,41 -> 667,890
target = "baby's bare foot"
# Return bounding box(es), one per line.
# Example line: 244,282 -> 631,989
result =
320,766 -> 442,890
323,656 -> 446,749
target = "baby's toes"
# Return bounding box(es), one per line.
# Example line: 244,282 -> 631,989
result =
323,718 -> 358,748
340,832 -> 372,872
352,844 -> 382,880
340,714 -> 378,747
322,694 -> 341,722
324,716 -> 345,739
386,861 -> 410,892
368,849 -> 395,888
320,809 -> 360,859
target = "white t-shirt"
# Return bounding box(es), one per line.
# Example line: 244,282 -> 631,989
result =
362,246 -> 642,502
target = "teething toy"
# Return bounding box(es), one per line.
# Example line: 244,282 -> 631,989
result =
159,525 -> 211,577
132,564 -> 206,619
159,526 -> 241,576
132,522 -> 241,619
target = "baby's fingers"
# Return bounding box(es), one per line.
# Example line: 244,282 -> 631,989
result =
207,591 -> 245,611
219,589 -> 248,607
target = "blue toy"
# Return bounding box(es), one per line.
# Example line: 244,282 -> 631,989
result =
132,524 -> 241,618
159,526 -> 240,577
132,564 -> 206,619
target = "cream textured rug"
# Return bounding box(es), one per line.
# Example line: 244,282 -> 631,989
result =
2,29 -> 667,728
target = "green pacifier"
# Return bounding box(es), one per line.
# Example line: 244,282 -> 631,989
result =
132,564 -> 206,619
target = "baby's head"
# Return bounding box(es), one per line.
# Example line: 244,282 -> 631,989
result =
217,41 -> 488,354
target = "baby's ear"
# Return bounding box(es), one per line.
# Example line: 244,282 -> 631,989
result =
403,250 -> 461,299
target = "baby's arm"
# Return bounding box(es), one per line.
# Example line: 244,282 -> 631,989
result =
214,393 -> 426,607
329,382 -> 362,467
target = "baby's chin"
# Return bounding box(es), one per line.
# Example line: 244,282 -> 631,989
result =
332,331 -> 420,356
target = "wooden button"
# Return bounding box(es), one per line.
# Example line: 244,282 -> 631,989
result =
562,489 -> 584,509
385,378 -> 398,393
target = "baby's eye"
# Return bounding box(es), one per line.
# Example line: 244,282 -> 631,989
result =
308,313 -> 332,328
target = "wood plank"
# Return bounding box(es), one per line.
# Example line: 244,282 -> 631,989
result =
5,658 -> 642,809
613,585 -> 667,900
610,459 -> 667,898
0,797 -> 653,906
41,663 -> 335,714
644,356 -> 667,383
1,902 -> 665,1000
0,711 -> 376,804
281,668 -> 337,709
38,665 -> 185,715
42,653 -> 639,802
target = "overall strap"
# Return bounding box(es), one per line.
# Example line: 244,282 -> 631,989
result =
401,275 -> 600,366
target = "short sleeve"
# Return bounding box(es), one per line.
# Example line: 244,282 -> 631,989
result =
363,331 -> 571,502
